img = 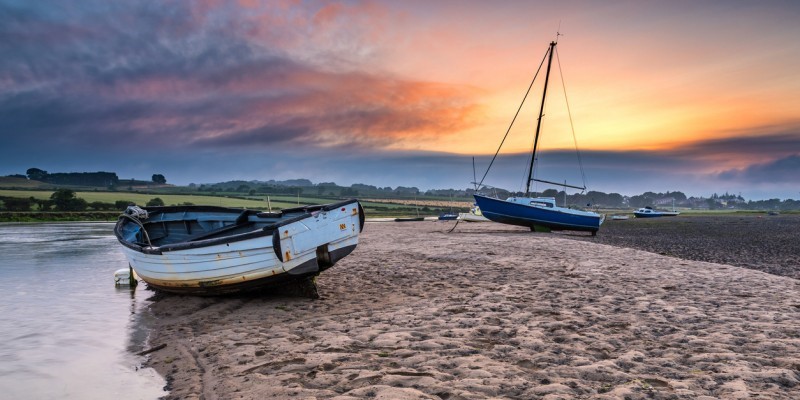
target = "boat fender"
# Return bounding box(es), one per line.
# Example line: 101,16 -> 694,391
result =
316,244 -> 333,270
358,202 -> 366,232
272,229 -> 283,262
114,265 -> 138,287
234,209 -> 250,225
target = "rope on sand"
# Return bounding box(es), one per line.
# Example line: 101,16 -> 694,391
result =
447,219 -> 460,233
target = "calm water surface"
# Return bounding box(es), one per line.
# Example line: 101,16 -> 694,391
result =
0,223 -> 167,399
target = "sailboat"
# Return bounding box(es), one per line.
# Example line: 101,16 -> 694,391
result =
473,38 -> 605,235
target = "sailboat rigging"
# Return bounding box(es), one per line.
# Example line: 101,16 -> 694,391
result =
473,38 -> 605,235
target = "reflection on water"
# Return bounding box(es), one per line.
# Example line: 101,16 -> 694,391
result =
0,223 -> 166,399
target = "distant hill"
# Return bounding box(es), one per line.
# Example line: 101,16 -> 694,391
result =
116,178 -> 173,189
0,176 -> 52,189
203,178 -> 314,188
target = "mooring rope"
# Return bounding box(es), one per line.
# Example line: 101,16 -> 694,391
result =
119,213 -> 153,247
447,219 -> 461,233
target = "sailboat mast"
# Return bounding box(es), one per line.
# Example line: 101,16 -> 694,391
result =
526,41 -> 557,195
472,157 -> 477,191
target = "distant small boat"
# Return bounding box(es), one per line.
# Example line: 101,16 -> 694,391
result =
438,213 -> 459,221
458,213 -> 489,222
611,214 -> 630,220
115,199 -> 364,295
395,217 -> 425,222
633,206 -> 680,218
457,205 -> 489,222
438,194 -> 460,221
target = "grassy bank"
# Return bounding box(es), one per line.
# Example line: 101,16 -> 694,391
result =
0,189 -> 290,209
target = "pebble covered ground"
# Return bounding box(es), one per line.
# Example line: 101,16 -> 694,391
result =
567,213 -> 800,280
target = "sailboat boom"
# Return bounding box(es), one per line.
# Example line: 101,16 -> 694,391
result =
532,178 -> 585,191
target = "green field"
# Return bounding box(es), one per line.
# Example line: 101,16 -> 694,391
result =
0,190 -> 414,211
0,189 -> 444,221
0,177 -> 51,189
264,195 -> 412,211
7,188 -> 788,222
0,190 -> 292,209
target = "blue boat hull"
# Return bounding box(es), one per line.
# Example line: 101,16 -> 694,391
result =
633,210 -> 680,218
633,212 -> 661,218
473,195 -> 602,233
633,213 -> 679,218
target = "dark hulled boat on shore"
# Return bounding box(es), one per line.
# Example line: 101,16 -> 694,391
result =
634,206 -> 680,218
473,38 -> 604,235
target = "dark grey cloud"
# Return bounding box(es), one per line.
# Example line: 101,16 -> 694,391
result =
0,1 -> 257,148
668,130 -> 800,160
1,2 -> 206,82
718,154 -> 800,182
0,0 -> 478,163
2,138 -> 796,200
192,123 -> 317,148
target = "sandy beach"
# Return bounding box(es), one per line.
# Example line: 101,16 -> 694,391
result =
142,220 -> 800,399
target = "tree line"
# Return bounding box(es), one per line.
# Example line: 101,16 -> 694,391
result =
0,189 -> 170,212
22,168 -> 166,187
6,170 -> 797,211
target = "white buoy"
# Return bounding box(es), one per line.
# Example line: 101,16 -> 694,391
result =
114,266 -> 138,287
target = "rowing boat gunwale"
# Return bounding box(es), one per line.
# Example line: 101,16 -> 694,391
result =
114,199 -> 365,255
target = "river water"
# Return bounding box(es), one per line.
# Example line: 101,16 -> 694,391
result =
0,223 -> 167,399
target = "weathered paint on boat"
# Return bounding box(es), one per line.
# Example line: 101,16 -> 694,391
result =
114,199 -> 364,295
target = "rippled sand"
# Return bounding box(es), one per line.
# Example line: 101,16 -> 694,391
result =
142,221 -> 800,399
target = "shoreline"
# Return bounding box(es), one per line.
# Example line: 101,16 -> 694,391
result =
139,221 -> 800,399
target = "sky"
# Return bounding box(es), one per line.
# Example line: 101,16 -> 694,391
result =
1,0 -> 799,200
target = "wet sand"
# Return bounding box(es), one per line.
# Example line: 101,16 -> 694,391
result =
143,220 -> 800,399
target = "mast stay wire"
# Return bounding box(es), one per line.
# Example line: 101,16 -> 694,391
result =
555,46 -> 588,191
476,46 -> 550,190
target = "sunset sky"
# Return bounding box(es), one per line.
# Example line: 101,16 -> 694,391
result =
1,0 -> 799,199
